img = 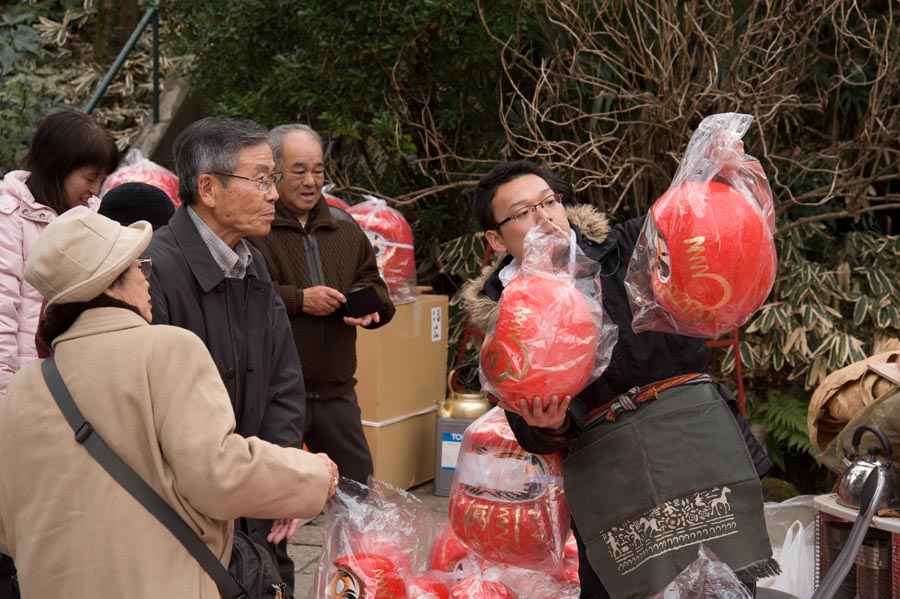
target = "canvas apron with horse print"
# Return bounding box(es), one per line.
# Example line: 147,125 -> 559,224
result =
563,377 -> 778,599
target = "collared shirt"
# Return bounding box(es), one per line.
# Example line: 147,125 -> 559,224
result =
187,206 -> 253,278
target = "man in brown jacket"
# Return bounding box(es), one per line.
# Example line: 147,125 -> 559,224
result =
251,124 -> 395,484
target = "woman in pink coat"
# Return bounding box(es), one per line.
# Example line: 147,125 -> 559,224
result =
0,110 -> 119,401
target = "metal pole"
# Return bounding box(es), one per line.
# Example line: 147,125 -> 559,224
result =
84,6 -> 157,115
152,6 -> 160,123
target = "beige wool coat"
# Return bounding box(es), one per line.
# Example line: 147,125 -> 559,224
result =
0,308 -> 331,598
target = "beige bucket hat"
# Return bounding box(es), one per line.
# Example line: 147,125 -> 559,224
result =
25,206 -> 152,306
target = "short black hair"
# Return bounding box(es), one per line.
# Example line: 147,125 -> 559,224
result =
472,160 -> 573,231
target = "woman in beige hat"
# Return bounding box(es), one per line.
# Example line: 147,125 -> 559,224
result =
0,207 -> 338,597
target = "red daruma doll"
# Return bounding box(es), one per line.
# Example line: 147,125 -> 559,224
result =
647,181 -> 776,336
480,274 -> 597,402
347,195 -> 417,304
479,220 -> 612,405
322,183 -> 350,211
100,149 -> 180,208
448,407 -> 570,572
328,553 -> 408,599
626,112 -> 777,338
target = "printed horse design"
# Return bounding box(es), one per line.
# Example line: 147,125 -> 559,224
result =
638,517 -> 659,534
709,486 -> 732,514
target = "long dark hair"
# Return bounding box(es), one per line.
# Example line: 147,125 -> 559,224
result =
37,270 -> 140,347
24,111 -> 120,215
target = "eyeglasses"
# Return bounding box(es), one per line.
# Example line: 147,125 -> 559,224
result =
209,172 -> 283,193
135,258 -> 152,279
494,193 -> 564,229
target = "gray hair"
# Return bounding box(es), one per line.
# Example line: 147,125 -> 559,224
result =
173,117 -> 269,206
268,124 -> 323,170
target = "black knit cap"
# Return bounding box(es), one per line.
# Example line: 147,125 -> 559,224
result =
98,182 -> 175,230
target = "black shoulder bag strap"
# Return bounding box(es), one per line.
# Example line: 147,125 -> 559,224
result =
41,358 -> 246,599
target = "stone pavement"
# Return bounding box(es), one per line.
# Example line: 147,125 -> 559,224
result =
288,479 -> 450,598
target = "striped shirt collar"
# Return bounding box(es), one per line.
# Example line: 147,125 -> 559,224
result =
187,205 -> 253,279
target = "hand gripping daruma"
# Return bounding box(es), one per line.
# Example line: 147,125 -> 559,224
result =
480,273 -> 598,403
328,553 -> 407,599
649,181 -> 776,336
448,409 -> 570,570
347,197 -> 416,302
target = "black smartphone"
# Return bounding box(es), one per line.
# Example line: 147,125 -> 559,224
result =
342,285 -> 383,318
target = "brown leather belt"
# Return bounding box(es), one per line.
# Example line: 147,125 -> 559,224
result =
584,373 -> 709,428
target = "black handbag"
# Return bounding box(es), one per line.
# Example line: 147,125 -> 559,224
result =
229,532 -> 285,598
41,358 -> 286,599
0,554 -> 18,599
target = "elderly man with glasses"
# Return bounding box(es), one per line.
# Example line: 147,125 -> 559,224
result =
250,124 -> 395,487
145,117 -> 333,598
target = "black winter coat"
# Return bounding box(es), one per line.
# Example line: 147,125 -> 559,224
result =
146,206 -> 306,448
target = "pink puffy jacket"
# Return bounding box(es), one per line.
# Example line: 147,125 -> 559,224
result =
0,171 -> 58,401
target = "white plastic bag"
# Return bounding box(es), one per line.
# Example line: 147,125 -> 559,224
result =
757,519 -> 815,599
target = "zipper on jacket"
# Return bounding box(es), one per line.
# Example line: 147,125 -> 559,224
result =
301,229 -> 329,379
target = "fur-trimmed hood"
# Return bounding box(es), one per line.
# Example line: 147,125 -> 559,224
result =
460,204 -> 611,333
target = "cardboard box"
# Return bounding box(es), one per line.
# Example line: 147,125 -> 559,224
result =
362,409 -> 437,489
355,294 -> 449,422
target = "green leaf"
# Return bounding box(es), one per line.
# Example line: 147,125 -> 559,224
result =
772,350 -> 784,371
720,346 -> 735,376
739,341 -> 755,370
866,269 -> 891,297
853,296 -> 871,325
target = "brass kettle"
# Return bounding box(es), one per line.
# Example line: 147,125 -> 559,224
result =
436,364 -> 493,420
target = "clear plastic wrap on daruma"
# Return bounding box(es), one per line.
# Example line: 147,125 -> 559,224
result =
625,112 -> 777,338
322,183 -> 350,211
448,407 -> 571,573
347,195 -> 417,304
450,557 -> 580,599
650,545 -> 753,599
100,148 -> 181,208
314,478 -> 440,599
478,220 -> 616,404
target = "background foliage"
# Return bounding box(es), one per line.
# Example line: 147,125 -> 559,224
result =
0,0 -> 176,172
6,0 -> 899,493
165,0 -> 900,493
